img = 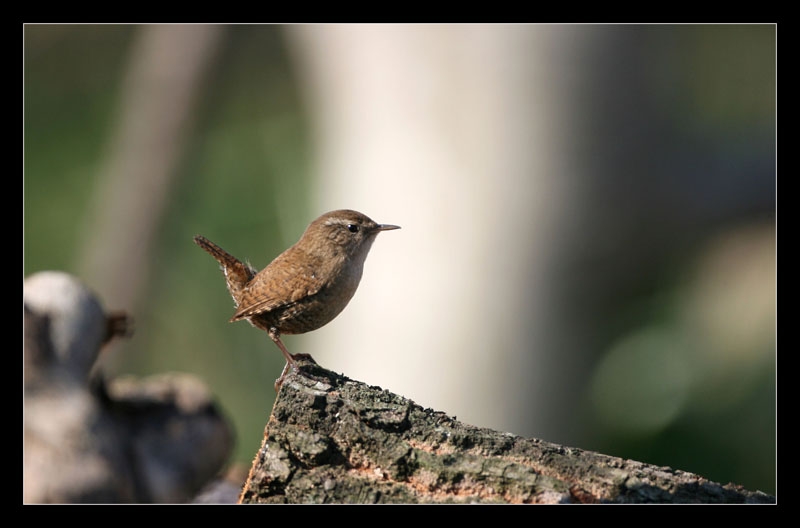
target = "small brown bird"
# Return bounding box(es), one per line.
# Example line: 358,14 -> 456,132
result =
194,209 -> 400,390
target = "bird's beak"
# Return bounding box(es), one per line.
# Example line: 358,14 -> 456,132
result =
377,224 -> 401,231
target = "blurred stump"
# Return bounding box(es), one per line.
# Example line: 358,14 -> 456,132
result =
240,357 -> 774,504
23,271 -> 234,503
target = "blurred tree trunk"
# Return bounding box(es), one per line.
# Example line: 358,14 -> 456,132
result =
78,24 -> 223,319
284,25 -> 586,439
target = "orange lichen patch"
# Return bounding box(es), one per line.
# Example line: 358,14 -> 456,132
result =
346,465 -> 389,481
491,451 -> 624,501
406,437 -> 458,455
569,484 -> 600,504
450,450 -> 593,500
341,453 -> 541,503
403,472 -> 554,504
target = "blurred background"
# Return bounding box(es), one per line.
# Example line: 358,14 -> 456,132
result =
24,24 -> 775,495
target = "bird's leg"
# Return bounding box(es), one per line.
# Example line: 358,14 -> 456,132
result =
269,327 -> 296,392
268,327 -> 296,367
268,327 -> 318,392
274,361 -> 292,393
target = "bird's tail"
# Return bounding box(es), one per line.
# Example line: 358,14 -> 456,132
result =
193,235 -> 256,302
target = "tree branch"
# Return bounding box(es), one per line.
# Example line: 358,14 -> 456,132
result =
240,357 -> 774,504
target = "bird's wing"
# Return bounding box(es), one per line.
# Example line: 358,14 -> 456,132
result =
230,250 -> 327,321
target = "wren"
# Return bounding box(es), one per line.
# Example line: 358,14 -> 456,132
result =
194,209 -> 400,390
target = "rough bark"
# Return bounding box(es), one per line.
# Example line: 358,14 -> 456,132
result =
239,357 -> 774,504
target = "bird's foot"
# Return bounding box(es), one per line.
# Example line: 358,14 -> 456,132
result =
273,354 -> 318,392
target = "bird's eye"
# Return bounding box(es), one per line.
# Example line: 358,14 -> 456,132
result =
347,224 -> 360,233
